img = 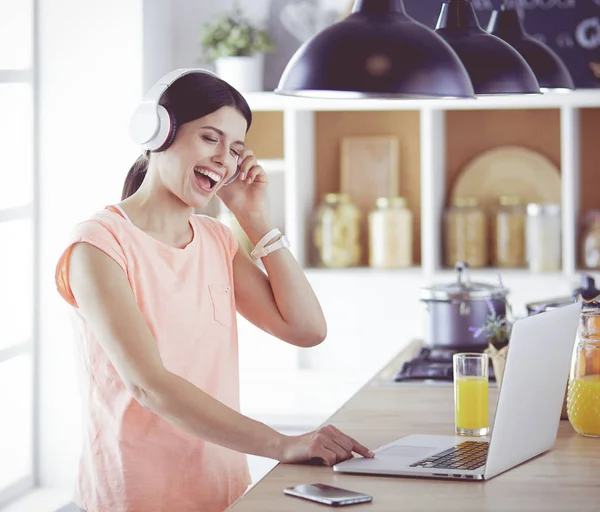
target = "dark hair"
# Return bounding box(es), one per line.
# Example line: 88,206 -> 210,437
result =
122,73 -> 253,200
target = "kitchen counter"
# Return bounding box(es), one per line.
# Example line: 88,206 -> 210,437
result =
228,342 -> 600,511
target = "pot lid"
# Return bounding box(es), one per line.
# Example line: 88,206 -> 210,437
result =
420,262 -> 508,302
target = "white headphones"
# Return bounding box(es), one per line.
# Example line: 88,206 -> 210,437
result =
129,68 -> 220,152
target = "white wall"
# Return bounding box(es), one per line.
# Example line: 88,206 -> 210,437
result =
169,0 -> 349,88
143,0 -> 174,90
37,0 -> 144,489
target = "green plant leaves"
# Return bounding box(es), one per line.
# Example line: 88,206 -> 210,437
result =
200,5 -> 275,63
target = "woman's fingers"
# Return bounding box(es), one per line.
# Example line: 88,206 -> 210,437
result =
327,425 -> 375,459
309,444 -> 338,467
236,149 -> 268,184
238,149 -> 255,180
306,426 -> 373,467
245,164 -> 264,184
322,425 -> 353,452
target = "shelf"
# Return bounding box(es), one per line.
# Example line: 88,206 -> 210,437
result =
305,266 -> 423,277
245,89 -> 600,112
304,266 -> 571,281
260,158 -> 285,174
433,268 -> 566,280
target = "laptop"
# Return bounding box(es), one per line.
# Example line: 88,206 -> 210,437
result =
334,302 -> 581,481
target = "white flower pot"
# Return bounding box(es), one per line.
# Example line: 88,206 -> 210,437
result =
215,54 -> 265,93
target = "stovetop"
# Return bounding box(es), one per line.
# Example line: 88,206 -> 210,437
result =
394,346 -> 496,382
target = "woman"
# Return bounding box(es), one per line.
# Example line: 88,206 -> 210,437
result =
55,69 -> 373,512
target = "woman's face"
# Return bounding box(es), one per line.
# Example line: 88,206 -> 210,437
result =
155,106 -> 247,209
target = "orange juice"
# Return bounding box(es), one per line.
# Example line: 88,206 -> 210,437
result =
567,375 -> 600,437
455,376 -> 489,434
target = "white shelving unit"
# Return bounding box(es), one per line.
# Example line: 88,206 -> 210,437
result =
245,90 -> 600,277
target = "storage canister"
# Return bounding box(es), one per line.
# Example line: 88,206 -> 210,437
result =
494,196 -> 526,268
526,203 -> 561,273
312,193 -> 361,268
368,197 -> 413,269
444,197 -> 487,269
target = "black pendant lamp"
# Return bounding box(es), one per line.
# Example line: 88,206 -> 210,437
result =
487,2 -> 574,93
275,0 -> 475,99
434,0 -> 540,95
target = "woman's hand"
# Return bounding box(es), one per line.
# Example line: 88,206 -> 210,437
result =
276,424 -> 375,466
217,148 -> 269,221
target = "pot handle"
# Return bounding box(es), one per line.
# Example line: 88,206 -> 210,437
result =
455,261 -> 471,287
459,302 -> 471,316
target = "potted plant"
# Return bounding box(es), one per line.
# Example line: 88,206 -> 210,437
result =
469,276 -> 513,389
200,3 -> 275,92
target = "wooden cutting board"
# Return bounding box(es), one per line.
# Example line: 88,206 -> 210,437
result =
340,135 -> 400,265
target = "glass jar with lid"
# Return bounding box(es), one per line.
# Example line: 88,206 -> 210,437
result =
526,203 -> 561,273
368,196 -> 413,269
582,210 -> 600,270
567,306 -> 600,437
312,193 -> 361,268
444,197 -> 487,269
494,196 -> 526,268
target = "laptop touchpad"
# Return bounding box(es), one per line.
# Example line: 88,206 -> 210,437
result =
377,445 -> 437,459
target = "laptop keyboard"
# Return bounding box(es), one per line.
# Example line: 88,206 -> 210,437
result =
409,441 -> 489,471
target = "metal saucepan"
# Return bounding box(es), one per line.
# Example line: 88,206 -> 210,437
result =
420,263 -> 509,350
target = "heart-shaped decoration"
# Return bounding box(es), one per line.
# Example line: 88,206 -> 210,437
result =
279,0 -> 333,42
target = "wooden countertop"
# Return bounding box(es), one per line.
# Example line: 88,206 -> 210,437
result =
228,341 -> 600,512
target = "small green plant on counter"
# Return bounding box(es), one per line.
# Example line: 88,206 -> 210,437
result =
477,300 -> 512,350
469,275 -> 515,350
200,3 -> 275,63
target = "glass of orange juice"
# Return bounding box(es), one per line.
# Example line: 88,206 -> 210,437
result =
453,353 -> 489,436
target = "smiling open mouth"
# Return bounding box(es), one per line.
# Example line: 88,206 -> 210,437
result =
194,166 -> 222,191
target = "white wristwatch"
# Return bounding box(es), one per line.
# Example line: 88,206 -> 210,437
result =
251,234 -> 290,260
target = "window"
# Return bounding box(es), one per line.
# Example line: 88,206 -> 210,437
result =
0,0 -> 37,507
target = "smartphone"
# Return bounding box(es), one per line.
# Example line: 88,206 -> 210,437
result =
283,483 -> 373,507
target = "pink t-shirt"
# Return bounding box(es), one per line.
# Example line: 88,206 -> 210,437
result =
55,206 -> 250,512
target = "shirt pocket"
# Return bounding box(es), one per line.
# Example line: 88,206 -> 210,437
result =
208,284 -> 233,328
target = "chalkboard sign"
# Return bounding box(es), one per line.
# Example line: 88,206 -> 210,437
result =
402,0 -> 600,89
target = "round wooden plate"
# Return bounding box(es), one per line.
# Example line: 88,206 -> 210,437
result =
451,146 -> 561,214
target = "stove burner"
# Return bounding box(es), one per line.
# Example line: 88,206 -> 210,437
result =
394,347 -> 496,382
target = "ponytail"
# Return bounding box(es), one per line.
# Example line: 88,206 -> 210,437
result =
122,152 -> 149,200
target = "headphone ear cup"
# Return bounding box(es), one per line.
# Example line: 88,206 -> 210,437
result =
129,103 -> 160,146
156,109 -> 178,152
144,104 -> 175,152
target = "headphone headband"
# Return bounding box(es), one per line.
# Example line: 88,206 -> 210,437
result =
129,68 -> 220,151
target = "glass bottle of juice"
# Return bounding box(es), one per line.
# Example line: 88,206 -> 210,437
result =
567,307 -> 600,437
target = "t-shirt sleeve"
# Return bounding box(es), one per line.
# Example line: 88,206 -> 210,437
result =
200,215 -> 240,260
219,220 -> 239,260
55,219 -> 128,308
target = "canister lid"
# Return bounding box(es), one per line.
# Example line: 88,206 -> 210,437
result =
499,195 -> 523,206
451,196 -> 479,208
526,203 -> 560,216
376,196 -> 407,209
420,263 -> 508,302
324,192 -> 350,203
